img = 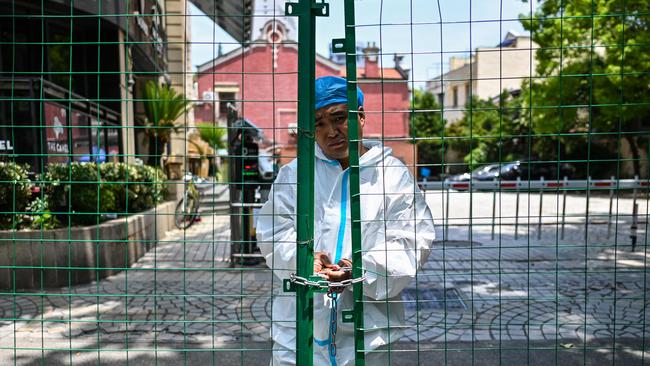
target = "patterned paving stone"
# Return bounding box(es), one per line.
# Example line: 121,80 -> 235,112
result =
1,194 -> 648,351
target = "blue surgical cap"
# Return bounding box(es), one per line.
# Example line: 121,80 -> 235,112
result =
315,76 -> 364,110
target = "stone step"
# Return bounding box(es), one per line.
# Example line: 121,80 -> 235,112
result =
199,195 -> 229,204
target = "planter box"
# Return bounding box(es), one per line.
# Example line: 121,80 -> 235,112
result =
0,201 -> 175,290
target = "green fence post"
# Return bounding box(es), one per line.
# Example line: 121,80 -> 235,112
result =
343,0 -> 366,363
285,1 -> 329,365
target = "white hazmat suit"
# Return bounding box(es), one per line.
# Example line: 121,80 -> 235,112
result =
256,140 -> 436,365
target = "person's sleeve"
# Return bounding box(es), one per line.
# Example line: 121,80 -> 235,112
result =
256,165 -> 297,280
362,161 -> 436,300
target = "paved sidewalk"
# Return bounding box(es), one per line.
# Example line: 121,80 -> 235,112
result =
1,193 -> 648,365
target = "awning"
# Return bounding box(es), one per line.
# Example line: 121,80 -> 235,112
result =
190,0 -> 254,43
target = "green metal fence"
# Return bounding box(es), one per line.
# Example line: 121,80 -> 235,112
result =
0,0 -> 649,365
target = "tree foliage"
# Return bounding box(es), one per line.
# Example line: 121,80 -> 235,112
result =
196,122 -> 227,151
409,89 -> 446,178
445,92 -> 530,170
141,80 -> 191,167
520,0 -> 650,177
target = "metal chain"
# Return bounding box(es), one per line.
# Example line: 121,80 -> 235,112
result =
328,291 -> 338,358
287,267 -> 363,360
288,268 -> 365,291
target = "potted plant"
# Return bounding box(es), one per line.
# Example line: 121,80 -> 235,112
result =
141,80 -> 191,167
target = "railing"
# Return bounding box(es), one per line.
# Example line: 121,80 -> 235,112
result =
419,177 -> 649,247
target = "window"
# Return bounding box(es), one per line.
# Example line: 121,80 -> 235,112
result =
437,93 -> 444,107
0,93 -> 34,167
47,26 -> 71,88
219,92 -> 235,117
106,128 -> 120,163
71,111 -> 90,162
452,87 -> 459,107
90,117 -> 106,163
465,83 -> 471,103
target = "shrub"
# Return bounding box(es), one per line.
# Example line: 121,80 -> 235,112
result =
26,196 -> 60,230
0,162 -> 33,229
99,163 -> 167,214
3,162 -> 168,229
45,162 -> 167,226
137,164 -> 167,210
45,162 -> 116,226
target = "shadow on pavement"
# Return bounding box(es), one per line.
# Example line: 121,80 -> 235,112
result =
9,339 -> 647,365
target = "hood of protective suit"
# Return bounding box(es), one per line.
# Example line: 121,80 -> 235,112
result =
256,140 -> 435,365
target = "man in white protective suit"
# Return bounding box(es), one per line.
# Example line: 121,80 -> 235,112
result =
256,76 -> 436,365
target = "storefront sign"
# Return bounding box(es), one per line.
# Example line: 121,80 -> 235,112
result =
0,140 -> 13,151
45,103 -> 70,163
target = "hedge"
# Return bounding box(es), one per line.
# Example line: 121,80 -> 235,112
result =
0,162 -> 167,229
0,162 -> 32,229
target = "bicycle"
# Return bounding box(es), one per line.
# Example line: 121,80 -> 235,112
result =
174,173 -> 201,229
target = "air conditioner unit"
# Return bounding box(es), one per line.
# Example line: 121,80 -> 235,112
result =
288,122 -> 298,135
202,91 -> 215,102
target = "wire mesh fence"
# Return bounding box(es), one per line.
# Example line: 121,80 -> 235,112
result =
0,0 -> 648,365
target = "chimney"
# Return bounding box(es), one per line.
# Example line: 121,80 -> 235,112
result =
449,56 -> 471,71
393,53 -> 404,69
362,42 -> 380,78
393,53 -> 409,79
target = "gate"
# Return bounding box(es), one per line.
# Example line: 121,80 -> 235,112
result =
0,0 -> 648,365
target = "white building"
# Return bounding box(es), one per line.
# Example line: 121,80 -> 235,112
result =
427,31 -> 538,124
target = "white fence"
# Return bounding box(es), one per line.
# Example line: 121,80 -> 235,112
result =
418,178 -> 649,246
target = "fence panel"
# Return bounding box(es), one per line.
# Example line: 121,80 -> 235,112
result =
0,0 -> 648,365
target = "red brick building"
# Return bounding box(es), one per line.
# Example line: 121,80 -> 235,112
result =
195,20 -> 413,168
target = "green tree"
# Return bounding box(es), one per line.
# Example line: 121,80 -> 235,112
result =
141,80 -> 191,167
445,92 -> 530,169
521,0 -> 650,177
410,89 -> 446,178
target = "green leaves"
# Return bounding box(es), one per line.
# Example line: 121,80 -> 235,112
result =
45,162 -> 167,227
410,89 -> 446,141
0,162 -> 33,229
26,197 -> 60,230
410,90 -> 447,177
142,80 -> 191,144
520,0 -> 650,176
196,122 -> 227,151
444,93 -> 530,169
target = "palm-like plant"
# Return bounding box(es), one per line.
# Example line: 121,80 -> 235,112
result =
142,80 -> 191,167
195,122 -> 227,151
195,122 -> 227,178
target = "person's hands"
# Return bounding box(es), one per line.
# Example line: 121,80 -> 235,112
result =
314,254 -> 353,292
319,258 -> 352,282
314,252 -> 336,274
337,258 -> 352,270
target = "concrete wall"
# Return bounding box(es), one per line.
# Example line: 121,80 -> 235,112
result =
0,201 -> 175,290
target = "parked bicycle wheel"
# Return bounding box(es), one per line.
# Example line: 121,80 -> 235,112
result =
174,195 -> 199,229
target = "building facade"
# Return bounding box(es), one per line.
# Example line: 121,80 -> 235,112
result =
0,0 -> 252,181
427,31 -> 537,124
0,0 -> 172,172
195,20 -> 414,169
